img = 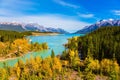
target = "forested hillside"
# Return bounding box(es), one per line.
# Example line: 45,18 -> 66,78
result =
66,27 -> 120,64
61,27 -> 120,79
0,30 -> 32,42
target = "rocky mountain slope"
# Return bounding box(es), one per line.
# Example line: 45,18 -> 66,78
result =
0,22 -> 69,34
75,19 -> 120,34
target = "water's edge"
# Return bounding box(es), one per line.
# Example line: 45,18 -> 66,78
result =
0,34 -> 84,67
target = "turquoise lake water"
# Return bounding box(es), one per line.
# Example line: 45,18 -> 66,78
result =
0,34 -> 84,67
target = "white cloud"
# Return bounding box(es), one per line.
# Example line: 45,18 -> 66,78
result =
54,0 -> 80,9
0,0 -> 91,32
112,10 -> 120,16
77,13 -> 94,18
0,15 -> 91,32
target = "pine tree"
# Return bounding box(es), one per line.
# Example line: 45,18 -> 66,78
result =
51,49 -> 55,58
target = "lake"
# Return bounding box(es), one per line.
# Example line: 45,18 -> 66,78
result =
0,34 -> 84,67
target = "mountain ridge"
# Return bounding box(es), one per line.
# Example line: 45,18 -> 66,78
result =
0,22 -> 69,34
75,19 -> 120,34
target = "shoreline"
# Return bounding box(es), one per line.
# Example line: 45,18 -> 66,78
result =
31,32 -> 60,36
0,33 -> 63,62
0,57 -> 17,62
0,33 -> 56,62
0,52 -> 33,62
0,54 -> 24,62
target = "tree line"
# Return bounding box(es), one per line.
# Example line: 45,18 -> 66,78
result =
0,30 -> 32,42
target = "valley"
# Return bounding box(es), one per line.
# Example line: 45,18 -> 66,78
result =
0,0 -> 120,79
0,26 -> 120,80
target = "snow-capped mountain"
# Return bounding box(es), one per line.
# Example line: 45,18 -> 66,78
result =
24,23 -> 48,32
0,22 -> 69,34
46,27 -> 69,34
75,19 -> 120,34
0,22 -> 25,32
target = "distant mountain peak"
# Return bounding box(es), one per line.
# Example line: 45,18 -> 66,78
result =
75,19 -> 120,34
109,18 -> 114,21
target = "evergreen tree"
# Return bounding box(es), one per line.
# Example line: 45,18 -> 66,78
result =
51,49 -> 55,58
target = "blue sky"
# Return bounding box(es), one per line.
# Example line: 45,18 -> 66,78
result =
0,0 -> 120,32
